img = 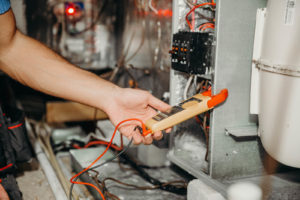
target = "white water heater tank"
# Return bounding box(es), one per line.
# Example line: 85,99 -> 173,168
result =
256,0 -> 300,168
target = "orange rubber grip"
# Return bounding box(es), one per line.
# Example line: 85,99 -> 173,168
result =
207,89 -> 228,108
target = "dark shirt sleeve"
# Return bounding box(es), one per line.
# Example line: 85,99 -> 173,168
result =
0,0 -> 10,15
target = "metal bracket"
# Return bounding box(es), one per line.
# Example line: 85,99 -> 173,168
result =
225,125 -> 258,138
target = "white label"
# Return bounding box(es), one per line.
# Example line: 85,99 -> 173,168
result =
285,0 -> 296,25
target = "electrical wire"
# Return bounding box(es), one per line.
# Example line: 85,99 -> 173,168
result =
192,1 -> 196,31
195,114 -> 209,161
93,107 -> 124,150
119,153 -> 187,195
72,140 -> 123,151
123,4 -> 147,63
134,0 -> 147,11
151,21 -> 162,68
196,80 -> 205,93
184,0 -> 208,7
110,6 -> 146,83
203,114 -> 209,161
185,2 -> 216,30
183,75 -> 195,100
195,79 -> 211,161
101,177 -> 187,191
125,20 -> 146,63
69,139 -> 133,200
149,0 -> 159,14
91,169 -> 122,200
69,118 -> 150,200
198,22 -> 215,31
201,24 -> 215,31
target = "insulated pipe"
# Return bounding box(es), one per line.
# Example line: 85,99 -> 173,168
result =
259,0 -> 300,73
33,142 -> 68,200
26,122 -> 68,200
257,0 -> 300,168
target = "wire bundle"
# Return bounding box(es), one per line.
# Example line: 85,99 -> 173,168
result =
69,117 -> 187,199
69,118 -> 148,200
185,1 -> 216,32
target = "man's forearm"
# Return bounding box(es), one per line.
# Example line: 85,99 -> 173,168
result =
0,10 -> 119,112
0,30 -> 119,112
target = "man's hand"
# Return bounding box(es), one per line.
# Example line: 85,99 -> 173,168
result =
104,88 -> 171,145
0,184 -> 9,200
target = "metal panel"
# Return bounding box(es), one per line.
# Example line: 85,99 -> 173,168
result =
209,0 -> 267,179
168,0 -> 210,178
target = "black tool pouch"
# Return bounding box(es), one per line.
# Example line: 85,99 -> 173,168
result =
0,106 -> 25,200
3,106 -> 33,163
0,106 -> 15,176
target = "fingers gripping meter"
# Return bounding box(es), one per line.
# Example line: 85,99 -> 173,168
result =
143,89 -> 228,136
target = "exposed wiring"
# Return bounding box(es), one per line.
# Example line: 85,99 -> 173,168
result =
69,118 -> 150,200
125,20 -> 146,63
191,0 -> 196,31
101,177 -> 187,191
91,170 -> 122,200
69,139 -> 134,200
193,75 -> 198,89
152,21 -> 162,68
135,0 -> 148,11
93,107 -> 125,150
184,0 -> 206,7
119,153 -> 187,195
91,170 -> 121,200
110,4 -> 146,83
185,2 -> 216,30
202,25 -> 214,31
184,0 -> 195,8
183,75 -> 195,100
196,80 -> 205,93
94,175 -> 187,200
198,22 -> 215,31
195,79 -> 211,161
117,157 -> 168,173
123,32 -> 137,63
195,114 -> 209,161
149,0 -> 159,14
203,114 -> 209,161
72,140 -> 123,151
204,79 -> 210,90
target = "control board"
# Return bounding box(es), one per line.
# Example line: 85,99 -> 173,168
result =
170,32 -> 214,74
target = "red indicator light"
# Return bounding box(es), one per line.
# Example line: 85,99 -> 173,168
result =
66,7 -> 75,15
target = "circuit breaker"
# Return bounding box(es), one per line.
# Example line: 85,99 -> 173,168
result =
170,32 -> 213,74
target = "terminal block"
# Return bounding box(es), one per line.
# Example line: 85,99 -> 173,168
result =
170,32 -> 214,74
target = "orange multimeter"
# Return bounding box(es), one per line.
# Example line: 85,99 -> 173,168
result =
143,88 -> 228,136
